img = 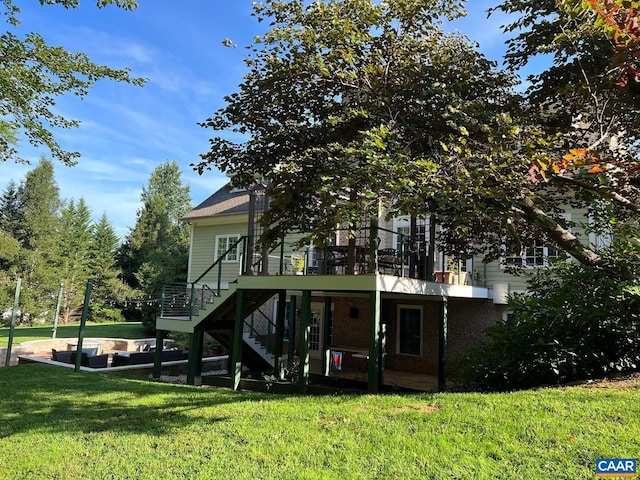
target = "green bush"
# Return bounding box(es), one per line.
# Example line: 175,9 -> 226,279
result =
459,259 -> 640,391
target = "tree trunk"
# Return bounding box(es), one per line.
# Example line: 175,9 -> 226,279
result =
519,197 -> 603,267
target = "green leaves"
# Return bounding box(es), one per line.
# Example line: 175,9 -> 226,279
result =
0,0 -> 144,165
199,0 -> 524,248
460,255 -> 640,391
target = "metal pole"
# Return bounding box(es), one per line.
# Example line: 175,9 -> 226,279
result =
75,279 -> 94,373
5,278 -> 21,367
52,283 -> 63,339
152,329 -> 164,380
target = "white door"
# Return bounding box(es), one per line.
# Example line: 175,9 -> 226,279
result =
309,303 -> 324,359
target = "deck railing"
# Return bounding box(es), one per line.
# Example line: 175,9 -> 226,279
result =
160,224 -> 470,319
160,236 -> 249,320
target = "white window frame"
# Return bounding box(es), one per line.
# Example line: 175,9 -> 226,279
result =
215,234 -> 240,262
396,305 -> 423,356
588,209 -> 613,251
392,216 -> 428,252
501,214 -> 570,269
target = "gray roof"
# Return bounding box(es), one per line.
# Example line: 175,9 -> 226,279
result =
182,184 -> 249,221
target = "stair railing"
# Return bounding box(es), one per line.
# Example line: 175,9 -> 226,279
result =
188,236 -> 248,318
244,306 -> 278,354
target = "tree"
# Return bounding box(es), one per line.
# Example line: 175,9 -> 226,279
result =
200,1 -> 514,244
0,0 -> 144,165
197,0 -> 638,276
0,180 -> 21,238
492,0 -> 639,254
89,213 -> 131,322
7,157 -> 62,321
56,198 -> 93,323
119,161 -> 192,297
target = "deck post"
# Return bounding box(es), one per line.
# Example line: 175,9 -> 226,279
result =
152,329 -> 165,379
274,290 -> 287,378
438,297 -> 448,392
368,290 -> 381,393
369,218 -> 378,274
287,295 -> 297,365
321,296 -> 332,377
230,289 -> 247,390
298,291 -> 311,394
378,322 -> 386,387
187,324 -> 204,385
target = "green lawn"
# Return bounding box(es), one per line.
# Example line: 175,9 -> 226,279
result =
0,322 -> 149,347
0,365 -> 638,479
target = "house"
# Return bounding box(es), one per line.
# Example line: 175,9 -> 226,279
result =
156,182 -> 597,393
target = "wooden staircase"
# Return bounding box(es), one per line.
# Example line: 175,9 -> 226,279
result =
158,285 -> 278,372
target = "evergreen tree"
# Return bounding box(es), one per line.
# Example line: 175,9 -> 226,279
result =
0,180 -> 22,238
17,157 -> 61,251
0,230 -> 21,323
118,161 -> 191,323
12,157 -> 62,322
89,213 -> 131,322
56,198 -> 93,323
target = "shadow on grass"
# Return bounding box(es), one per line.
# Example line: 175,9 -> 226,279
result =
0,364 -> 266,438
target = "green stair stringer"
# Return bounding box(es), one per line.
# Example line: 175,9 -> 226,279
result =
158,285 -> 278,371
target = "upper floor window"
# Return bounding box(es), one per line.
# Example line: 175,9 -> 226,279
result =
503,239 -> 560,268
502,214 -> 569,269
393,216 -> 428,252
215,235 -> 240,262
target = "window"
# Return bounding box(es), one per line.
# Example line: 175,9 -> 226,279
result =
215,235 -> 240,262
397,305 -> 422,356
503,239 -> 560,268
502,214 -> 569,269
393,216 -> 428,252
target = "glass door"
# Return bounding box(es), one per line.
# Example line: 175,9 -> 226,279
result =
309,303 -> 323,359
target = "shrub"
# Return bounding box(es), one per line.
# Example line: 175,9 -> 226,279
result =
459,259 -> 640,391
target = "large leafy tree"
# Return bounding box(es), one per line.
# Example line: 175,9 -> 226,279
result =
0,0 -> 144,165
0,180 -> 20,235
492,0 -> 639,264
198,0 -> 617,270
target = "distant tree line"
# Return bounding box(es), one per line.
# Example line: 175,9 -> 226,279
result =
0,158 -> 191,327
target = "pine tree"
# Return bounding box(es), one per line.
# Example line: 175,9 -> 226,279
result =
89,213 -> 131,322
13,157 -> 62,322
56,198 -> 94,323
118,161 -> 191,325
0,180 -> 22,238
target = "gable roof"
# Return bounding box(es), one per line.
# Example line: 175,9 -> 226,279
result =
182,183 -> 250,221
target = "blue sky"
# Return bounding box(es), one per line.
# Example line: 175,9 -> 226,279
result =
0,0 -> 518,239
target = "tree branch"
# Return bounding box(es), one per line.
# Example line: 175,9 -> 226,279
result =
553,175 -> 640,213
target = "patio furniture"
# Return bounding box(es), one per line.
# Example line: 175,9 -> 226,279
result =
326,246 -> 348,274
51,349 -> 108,368
110,349 -> 188,367
378,248 -> 400,275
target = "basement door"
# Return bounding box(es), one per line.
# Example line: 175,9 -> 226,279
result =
309,303 -> 324,359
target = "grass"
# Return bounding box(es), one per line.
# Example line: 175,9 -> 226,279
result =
0,365 -> 638,479
0,322 -> 149,347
